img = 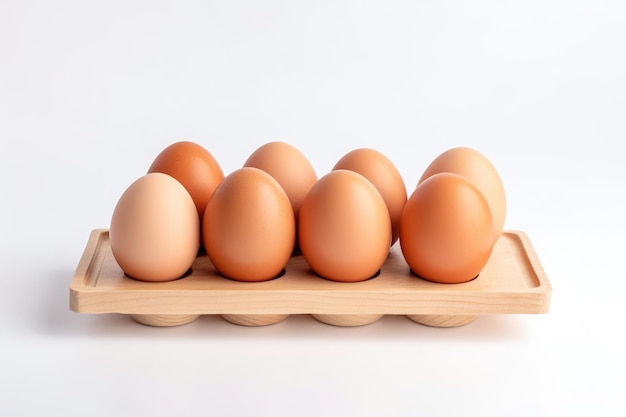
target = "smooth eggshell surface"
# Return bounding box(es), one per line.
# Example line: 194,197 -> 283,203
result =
110,173 -> 200,282
243,141 -> 317,221
418,147 -> 506,239
203,167 -> 296,282
400,172 -> 495,284
148,141 -> 224,220
298,169 -> 392,282
333,148 -> 407,246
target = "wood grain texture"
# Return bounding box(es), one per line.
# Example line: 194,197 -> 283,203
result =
70,229 -> 551,325
312,314 -> 384,327
131,314 -> 199,327
221,314 -> 289,326
407,314 -> 477,327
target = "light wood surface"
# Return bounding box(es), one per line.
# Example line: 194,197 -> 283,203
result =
312,314 -> 384,327
131,314 -> 200,327
407,314 -> 477,328
70,229 -> 551,327
221,314 -> 289,326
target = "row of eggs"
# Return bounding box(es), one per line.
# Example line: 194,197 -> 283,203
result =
110,142 -> 506,285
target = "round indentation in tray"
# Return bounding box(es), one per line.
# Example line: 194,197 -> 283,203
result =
311,268 -> 382,283
409,269 -> 479,285
215,267 -> 287,283
123,267 -> 194,283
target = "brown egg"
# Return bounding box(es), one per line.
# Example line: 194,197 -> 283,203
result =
419,147 -> 506,239
400,172 -> 495,284
148,141 -> 224,220
333,148 -> 407,246
110,173 -> 200,282
298,170 -> 391,282
243,141 -> 317,222
203,167 -> 295,282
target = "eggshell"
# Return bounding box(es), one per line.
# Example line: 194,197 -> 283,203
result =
243,141 -> 317,221
148,141 -> 224,220
203,167 -> 295,282
419,147 -> 506,239
400,172 -> 495,284
298,169 -> 391,282
333,148 -> 407,246
110,173 -> 200,282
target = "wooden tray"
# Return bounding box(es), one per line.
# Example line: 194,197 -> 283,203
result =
69,229 -> 551,328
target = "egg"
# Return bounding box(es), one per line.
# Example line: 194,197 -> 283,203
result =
148,141 -> 224,220
243,141 -> 317,222
333,148 -> 407,246
418,147 -> 506,239
203,167 -> 295,282
400,172 -> 495,284
298,169 -> 391,282
110,173 -> 200,282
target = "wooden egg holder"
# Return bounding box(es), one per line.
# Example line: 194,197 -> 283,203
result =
69,229 -> 551,328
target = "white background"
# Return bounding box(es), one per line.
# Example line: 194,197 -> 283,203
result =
2,1 -> 625,416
